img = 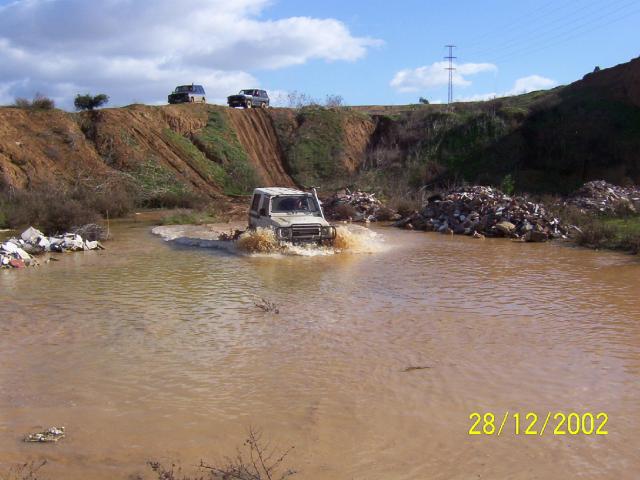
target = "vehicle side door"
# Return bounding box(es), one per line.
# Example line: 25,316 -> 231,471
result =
249,194 -> 270,228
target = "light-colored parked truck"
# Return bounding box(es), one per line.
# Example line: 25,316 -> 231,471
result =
248,187 -> 337,245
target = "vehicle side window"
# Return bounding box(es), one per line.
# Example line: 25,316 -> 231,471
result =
199,86 -> 205,94
251,194 -> 261,212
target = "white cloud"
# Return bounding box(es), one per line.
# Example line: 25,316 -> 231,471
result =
508,75 -> 557,95
456,75 -> 558,102
390,62 -> 497,93
0,0 -> 380,108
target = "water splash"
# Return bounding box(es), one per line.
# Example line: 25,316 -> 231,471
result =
236,228 -> 278,253
154,224 -> 386,257
333,225 -> 385,254
236,225 -> 385,256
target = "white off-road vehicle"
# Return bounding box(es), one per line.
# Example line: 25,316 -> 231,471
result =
248,187 -> 337,245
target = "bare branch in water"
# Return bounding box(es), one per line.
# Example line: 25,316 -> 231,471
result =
254,298 -> 280,314
149,427 -> 296,480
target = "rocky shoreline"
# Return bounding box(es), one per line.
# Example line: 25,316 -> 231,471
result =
324,180 -> 640,249
392,186 -> 567,242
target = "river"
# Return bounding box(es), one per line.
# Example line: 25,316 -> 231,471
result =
1,219 -> 639,479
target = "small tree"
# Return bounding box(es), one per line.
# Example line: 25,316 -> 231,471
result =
74,93 -> 109,111
286,91 -> 318,109
419,97 -> 429,104
325,94 -> 344,107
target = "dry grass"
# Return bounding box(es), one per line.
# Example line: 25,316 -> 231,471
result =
1,172 -> 136,234
149,427 -> 296,480
548,202 -> 640,253
13,93 -> 55,110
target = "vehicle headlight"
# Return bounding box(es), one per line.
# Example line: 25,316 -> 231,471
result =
276,227 -> 291,239
321,226 -> 336,239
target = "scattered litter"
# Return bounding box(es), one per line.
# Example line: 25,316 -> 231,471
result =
1,225 -> 105,269
566,180 -> 640,214
24,426 -> 65,443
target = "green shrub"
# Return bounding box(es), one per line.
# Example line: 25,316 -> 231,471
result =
574,219 -> 617,247
74,93 -> 109,111
500,174 -> 515,195
131,159 -> 203,208
0,201 -> 8,228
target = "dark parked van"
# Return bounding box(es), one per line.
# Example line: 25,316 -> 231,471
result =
168,84 -> 206,104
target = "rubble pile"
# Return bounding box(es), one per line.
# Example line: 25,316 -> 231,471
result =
324,189 -> 398,222
24,426 -> 66,443
394,186 -> 568,242
1,226 -> 105,269
566,180 -> 640,214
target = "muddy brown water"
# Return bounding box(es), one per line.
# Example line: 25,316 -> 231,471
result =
1,220 -> 640,479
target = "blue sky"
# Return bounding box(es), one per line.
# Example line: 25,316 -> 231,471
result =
0,0 -> 639,108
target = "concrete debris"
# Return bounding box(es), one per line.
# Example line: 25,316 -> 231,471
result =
324,189 -> 398,222
1,225 -> 105,269
394,185 -> 569,241
24,426 -> 66,443
566,180 -> 640,214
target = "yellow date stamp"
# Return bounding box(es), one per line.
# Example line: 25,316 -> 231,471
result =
468,412 -> 609,436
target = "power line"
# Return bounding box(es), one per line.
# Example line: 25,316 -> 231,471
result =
467,0 -> 639,61
485,2 -> 640,65
444,45 -> 456,104
463,0 -> 575,54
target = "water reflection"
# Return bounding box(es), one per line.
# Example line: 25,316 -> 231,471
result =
1,222 -> 639,480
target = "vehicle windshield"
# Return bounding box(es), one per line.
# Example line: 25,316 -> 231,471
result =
175,86 -> 193,93
240,90 -> 255,95
271,195 -> 319,213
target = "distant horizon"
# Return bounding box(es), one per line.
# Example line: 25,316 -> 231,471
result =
1,0 -> 638,110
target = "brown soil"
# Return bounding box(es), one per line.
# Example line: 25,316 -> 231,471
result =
226,108 -> 295,186
339,113 -> 376,173
0,108 -> 108,189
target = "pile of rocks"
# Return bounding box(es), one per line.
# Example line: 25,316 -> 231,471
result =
324,189 -> 398,222
1,226 -> 105,269
24,426 -> 65,443
566,180 -> 640,214
394,186 -> 567,242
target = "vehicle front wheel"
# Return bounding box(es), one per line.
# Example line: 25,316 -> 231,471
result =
189,97 -> 195,103
261,102 -> 267,109
246,100 -> 252,109
202,97 -> 206,103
